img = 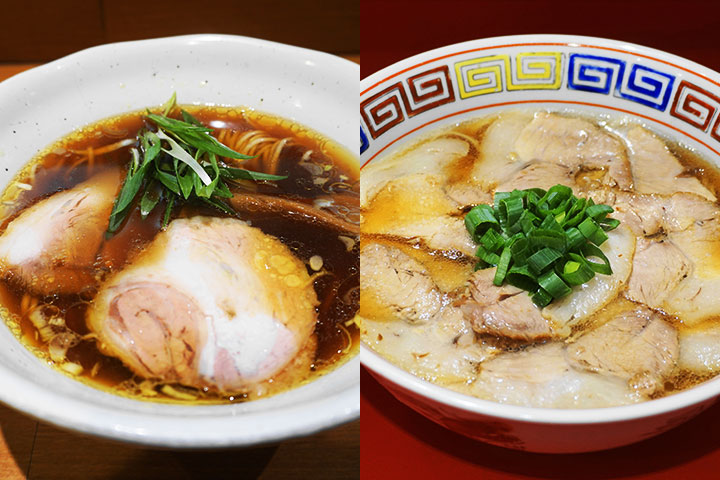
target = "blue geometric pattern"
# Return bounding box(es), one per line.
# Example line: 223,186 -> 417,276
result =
568,53 -> 676,111
616,63 -> 675,111
568,54 -> 626,95
360,126 -> 369,154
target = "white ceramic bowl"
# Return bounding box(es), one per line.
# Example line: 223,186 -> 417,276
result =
0,34 -> 358,447
360,34 -> 720,453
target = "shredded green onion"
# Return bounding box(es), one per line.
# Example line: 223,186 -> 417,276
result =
464,184 -> 619,307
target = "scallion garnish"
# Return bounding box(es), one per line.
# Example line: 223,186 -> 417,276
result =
464,184 -> 620,307
106,94 -> 287,236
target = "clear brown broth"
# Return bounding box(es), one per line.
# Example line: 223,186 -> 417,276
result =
362,111 -> 720,402
0,106 -> 359,404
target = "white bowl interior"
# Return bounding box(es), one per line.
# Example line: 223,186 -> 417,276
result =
0,34 -> 359,447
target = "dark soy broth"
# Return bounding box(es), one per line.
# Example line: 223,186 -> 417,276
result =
0,106 -> 359,403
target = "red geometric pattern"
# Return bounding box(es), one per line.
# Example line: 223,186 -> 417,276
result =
360,82 -> 408,139
403,65 -> 455,117
670,80 -> 720,136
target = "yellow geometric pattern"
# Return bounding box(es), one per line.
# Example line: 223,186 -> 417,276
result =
454,55 -> 509,98
507,52 -> 562,90
454,52 -> 563,98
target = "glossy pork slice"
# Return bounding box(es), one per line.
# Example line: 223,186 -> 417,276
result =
361,173 -> 476,256
495,162 -> 576,193
678,323 -> 720,375
360,242 -> 443,324
611,192 -> 720,326
626,238 -> 691,308
661,220 -> 720,326
566,301 -> 679,396
626,126 -> 715,200
87,217 -> 317,393
362,306 -> 497,385
361,137 -> 470,207
469,343 -> 641,408
515,112 -> 633,189
471,111 -> 534,190
542,224 -> 635,334
596,190 -> 719,237
443,183 -> 492,209
461,269 -> 552,342
0,170 -> 120,295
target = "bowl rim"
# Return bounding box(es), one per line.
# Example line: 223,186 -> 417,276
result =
360,33 -> 720,424
0,33 -> 359,447
5,32 -> 360,89
361,33 -> 720,93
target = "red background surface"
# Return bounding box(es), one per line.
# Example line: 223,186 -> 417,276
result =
360,0 -> 720,79
362,368 -> 720,479
361,1 -> 720,478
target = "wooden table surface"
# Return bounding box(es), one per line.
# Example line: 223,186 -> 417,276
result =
0,53 -> 359,480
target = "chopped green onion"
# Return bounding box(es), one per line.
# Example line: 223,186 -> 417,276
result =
565,227 -> 585,250
528,229 -> 566,252
476,246 -> 500,266
578,217 -> 609,246
480,228 -> 505,252
510,237 -> 530,265
494,246 -> 512,286
581,243 -> 613,275
561,253 -> 595,286
506,264 -> 537,291
527,247 -> 563,275
465,204 -> 500,240
532,288 -> 553,307
518,209 -> 538,235
599,217 -> 620,231
538,270 -> 572,299
539,213 -> 563,232
586,204 -> 614,220
499,195 -> 524,228
464,183 -> 619,307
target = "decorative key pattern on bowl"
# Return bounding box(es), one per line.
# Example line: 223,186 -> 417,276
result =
360,47 -> 720,156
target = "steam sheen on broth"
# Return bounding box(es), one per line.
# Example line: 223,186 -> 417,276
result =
360,109 -> 720,408
0,105 -> 359,404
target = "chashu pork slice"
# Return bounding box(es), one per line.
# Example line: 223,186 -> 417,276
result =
593,190 -> 719,238
461,268 -> 552,342
626,237 -> 691,308
468,343 -> 641,408
495,162 -> 576,193
566,300 -> 679,396
626,126 -> 715,200
0,170 -> 120,295
609,191 -> 720,326
515,112 -> 633,189
361,173 -> 476,256
360,242 -> 442,324
678,323 -> 720,375
87,217 -> 318,392
361,137 -> 470,207
470,111 -> 534,190
362,306 -> 496,386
